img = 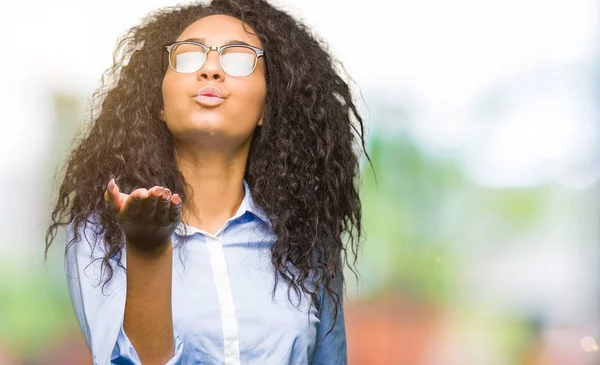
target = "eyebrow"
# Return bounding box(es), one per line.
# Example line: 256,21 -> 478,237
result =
180,37 -> 254,47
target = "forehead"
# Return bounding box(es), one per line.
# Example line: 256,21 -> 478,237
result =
176,14 -> 262,47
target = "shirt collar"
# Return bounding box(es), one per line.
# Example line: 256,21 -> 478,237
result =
240,179 -> 271,225
174,179 -> 271,237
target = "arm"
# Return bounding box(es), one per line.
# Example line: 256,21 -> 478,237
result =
311,274 -> 347,365
65,217 -> 184,365
122,241 -> 175,365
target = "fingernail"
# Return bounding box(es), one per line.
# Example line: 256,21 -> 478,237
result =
162,188 -> 172,200
151,187 -> 163,198
108,179 -> 115,191
172,194 -> 182,205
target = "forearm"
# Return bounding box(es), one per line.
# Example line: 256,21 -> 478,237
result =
124,240 -> 174,365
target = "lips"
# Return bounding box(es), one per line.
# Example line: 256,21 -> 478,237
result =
193,94 -> 225,107
193,85 -> 226,107
196,85 -> 224,99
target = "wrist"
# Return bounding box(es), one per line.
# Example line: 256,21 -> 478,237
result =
126,237 -> 172,259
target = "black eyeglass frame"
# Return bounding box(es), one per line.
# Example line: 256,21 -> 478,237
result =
164,40 -> 265,76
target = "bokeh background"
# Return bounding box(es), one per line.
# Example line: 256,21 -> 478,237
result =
1,0 -> 599,364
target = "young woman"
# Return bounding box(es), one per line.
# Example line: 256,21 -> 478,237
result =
46,0 -> 369,364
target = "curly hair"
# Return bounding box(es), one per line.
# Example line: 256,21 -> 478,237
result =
45,0 -> 371,340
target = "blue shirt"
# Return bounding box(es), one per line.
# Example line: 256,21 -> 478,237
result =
65,180 -> 347,365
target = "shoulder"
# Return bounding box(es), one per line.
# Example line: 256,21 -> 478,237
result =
66,212 -> 109,262
65,212 -> 123,283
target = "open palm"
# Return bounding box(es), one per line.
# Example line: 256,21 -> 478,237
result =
104,179 -> 182,251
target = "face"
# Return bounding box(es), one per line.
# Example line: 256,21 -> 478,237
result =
161,15 -> 266,149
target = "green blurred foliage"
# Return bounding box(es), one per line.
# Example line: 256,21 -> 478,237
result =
0,252 -> 77,359
354,132 -> 463,303
353,130 -> 548,305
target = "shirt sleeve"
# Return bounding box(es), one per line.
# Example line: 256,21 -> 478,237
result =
311,274 -> 348,365
65,216 -> 183,365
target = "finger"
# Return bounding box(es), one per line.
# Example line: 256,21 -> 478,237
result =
104,179 -> 116,203
169,194 -> 183,223
122,188 -> 149,220
104,179 -> 121,214
155,188 -> 172,225
139,186 -> 164,220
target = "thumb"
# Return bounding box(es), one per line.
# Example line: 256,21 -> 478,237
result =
105,179 -> 126,212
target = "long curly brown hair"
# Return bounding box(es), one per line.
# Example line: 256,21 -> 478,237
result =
45,0 -> 371,339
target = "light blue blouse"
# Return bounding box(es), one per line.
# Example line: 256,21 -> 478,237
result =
65,180 -> 347,365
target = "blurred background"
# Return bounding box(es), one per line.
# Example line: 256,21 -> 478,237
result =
0,0 -> 598,364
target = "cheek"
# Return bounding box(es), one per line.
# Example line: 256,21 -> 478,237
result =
237,80 -> 266,116
161,74 -> 187,112
230,96 -> 265,129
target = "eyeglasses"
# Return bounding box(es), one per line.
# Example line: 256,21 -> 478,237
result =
165,41 -> 265,77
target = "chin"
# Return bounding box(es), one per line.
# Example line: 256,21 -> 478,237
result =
189,115 -> 226,134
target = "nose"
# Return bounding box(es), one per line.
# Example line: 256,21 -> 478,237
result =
197,48 -> 223,81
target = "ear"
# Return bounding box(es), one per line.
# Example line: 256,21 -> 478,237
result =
257,108 -> 265,126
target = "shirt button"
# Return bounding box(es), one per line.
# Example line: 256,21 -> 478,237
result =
226,347 -> 235,356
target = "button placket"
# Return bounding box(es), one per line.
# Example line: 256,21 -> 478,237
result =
205,234 -> 241,365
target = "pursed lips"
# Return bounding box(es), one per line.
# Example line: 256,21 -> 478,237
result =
196,85 -> 225,99
193,95 -> 225,107
200,92 -> 220,98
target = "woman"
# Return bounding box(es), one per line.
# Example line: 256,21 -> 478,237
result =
45,0 -> 370,364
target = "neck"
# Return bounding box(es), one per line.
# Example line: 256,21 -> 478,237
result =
174,143 -> 249,235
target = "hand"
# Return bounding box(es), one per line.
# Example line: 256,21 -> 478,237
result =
104,179 -> 182,252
